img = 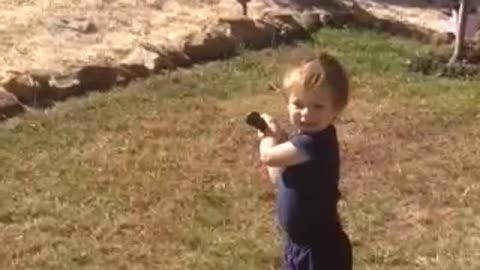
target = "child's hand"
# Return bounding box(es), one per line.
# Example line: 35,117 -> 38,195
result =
257,113 -> 287,141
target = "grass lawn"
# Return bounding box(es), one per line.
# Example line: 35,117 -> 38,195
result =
1,28 -> 479,270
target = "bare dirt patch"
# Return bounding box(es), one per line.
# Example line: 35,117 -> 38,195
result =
0,0 -> 457,74
1,1 -> 260,72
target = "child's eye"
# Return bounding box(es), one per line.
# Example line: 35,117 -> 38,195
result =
314,104 -> 324,109
293,101 -> 303,108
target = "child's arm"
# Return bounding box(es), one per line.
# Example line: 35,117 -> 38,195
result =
260,138 -> 310,167
258,114 -> 310,168
259,136 -> 284,184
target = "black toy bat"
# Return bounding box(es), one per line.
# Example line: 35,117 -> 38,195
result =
245,111 -> 268,132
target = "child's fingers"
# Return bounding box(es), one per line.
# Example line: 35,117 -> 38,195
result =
257,130 -> 265,139
260,113 -> 275,124
260,113 -> 286,139
260,114 -> 278,130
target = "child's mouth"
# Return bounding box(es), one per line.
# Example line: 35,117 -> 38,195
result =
299,122 -> 316,128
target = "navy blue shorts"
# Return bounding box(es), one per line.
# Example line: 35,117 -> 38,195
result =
283,232 -> 352,270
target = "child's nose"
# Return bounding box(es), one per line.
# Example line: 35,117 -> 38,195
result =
301,107 -> 310,116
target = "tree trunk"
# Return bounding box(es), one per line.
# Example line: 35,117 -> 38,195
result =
448,0 -> 469,65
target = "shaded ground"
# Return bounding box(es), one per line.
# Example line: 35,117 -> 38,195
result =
1,28 -> 479,269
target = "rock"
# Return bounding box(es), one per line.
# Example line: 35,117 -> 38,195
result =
297,10 -> 322,32
0,87 -> 25,120
183,28 -> 236,61
1,73 -> 42,104
48,16 -> 97,34
348,2 -> 379,27
49,75 -> 81,90
1,70 -> 82,107
75,66 -> 126,90
120,46 -> 162,77
272,0 -> 334,10
158,48 -> 192,68
47,74 -> 82,100
318,9 -> 335,26
219,17 -> 277,49
119,43 -> 191,76
145,0 -> 166,9
263,12 -> 310,42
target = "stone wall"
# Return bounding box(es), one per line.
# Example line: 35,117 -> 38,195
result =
0,1 -> 470,121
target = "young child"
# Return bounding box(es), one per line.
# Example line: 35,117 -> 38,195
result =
257,52 -> 352,270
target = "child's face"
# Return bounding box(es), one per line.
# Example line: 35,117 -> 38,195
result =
287,88 -> 339,133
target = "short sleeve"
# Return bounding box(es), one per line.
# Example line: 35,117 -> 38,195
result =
289,134 -> 317,159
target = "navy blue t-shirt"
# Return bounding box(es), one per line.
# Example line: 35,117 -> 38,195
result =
277,125 -> 341,245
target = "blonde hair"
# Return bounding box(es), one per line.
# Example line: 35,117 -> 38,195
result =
282,53 -> 349,110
